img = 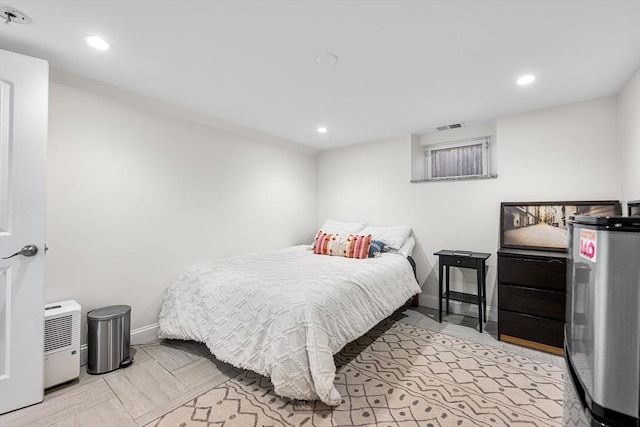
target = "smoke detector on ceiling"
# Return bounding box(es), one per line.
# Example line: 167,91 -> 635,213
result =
316,53 -> 339,67
436,123 -> 464,131
0,4 -> 32,24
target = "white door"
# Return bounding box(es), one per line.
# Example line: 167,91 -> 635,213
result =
0,49 -> 48,414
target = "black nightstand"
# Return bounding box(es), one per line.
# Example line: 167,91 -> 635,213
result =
434,250 -> 491,332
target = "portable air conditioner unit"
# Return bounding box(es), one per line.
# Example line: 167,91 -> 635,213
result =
44,300 -> 81,389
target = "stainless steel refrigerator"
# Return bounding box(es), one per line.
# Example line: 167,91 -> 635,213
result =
565,215 -> 640,427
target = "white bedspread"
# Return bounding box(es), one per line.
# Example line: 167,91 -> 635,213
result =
157,245 -> 421,405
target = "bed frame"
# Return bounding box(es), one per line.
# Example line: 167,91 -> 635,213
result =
407,256 -> 420,307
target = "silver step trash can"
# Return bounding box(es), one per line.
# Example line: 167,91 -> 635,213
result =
87,305 -> 134,374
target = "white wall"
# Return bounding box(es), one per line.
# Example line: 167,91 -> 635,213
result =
619,69 -> 640,206
46,82 -> 317,337
317,97 -> 620,319
45,70 -> 634,340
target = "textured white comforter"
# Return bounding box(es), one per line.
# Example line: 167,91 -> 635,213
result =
157,245 -> 421,405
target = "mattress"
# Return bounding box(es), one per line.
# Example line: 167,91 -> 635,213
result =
157,245 -> 421,405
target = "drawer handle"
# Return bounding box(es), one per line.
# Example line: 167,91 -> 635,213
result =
521,258 -> 564,264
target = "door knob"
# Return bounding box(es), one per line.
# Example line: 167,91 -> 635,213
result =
2,244 -> 38,259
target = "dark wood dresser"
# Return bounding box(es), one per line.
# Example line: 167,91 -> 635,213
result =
497,248 -> 567,355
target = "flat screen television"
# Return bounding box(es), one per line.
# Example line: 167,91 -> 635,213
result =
500,200 -> 622,252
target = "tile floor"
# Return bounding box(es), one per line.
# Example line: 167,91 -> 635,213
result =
0,306 -> 565,427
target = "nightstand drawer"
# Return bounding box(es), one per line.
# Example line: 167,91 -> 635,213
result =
441,255 -> 477,269
498,284 -> 565,321
498,310 -> 564,349
499,256 -> 565,291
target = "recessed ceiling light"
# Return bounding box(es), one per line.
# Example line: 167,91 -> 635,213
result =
516,74 -> 536,86
317,127 -> 328,134
85,35 -> 111,50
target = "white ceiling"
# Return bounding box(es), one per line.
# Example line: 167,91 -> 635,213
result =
1,1 -> 639,150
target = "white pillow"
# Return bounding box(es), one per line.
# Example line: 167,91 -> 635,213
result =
361,225 -> 412,250
386,236 -> 416,258
318,219 -> 365,235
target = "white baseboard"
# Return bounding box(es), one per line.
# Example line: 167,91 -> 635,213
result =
80,345 -> 88,366
80,323 -> 159,366
130,323 -> 161,346
418,294 -> 498,323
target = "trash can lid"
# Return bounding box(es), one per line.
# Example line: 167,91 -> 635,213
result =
88,305 -> 131,320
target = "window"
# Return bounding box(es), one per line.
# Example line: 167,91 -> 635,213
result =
424,137 -> 490,180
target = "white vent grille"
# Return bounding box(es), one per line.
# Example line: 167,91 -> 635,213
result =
436,123 -> 463,131
44,309 -> 81,354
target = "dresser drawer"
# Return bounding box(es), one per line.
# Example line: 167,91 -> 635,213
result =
498,284 -> 565,321
441,255 -> 477,269
498,255 -> 566,291
498,310 -> 564,349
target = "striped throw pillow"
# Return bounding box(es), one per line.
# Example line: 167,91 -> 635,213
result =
313,231 -> 372,259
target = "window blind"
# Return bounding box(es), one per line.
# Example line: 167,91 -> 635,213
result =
424,137 -> 489,179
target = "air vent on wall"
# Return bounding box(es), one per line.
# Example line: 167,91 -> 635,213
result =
436,123 -> 464,131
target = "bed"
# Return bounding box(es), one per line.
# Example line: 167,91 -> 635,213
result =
157,227 -> 421,406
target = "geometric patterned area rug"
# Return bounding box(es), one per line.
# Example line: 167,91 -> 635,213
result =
148,320 -> 564,426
